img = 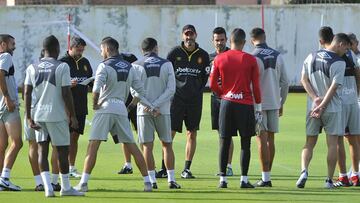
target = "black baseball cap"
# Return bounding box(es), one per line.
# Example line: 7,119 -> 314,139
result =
182,24 -> 197,34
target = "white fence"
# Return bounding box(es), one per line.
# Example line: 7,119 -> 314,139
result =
0,4 -> 358,86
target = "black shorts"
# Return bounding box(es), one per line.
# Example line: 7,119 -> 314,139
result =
171,100 -> 202,133
70,114 -> 86,135
211,94 -> 221,130
219,100 -> 255,138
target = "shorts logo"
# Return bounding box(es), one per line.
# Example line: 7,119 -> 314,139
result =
38,61 -> 54,69
145,57 -> 161,64
115,61 -> 128,69
317,52 -> 332,59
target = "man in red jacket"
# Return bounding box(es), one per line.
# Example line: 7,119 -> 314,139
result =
210,28 -> 262,189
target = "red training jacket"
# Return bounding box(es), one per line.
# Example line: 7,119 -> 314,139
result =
209,49 -> 261,105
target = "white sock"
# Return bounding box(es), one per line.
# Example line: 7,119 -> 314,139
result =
220,176 -> 227,183
80,173 -> 90,184
69,165 -> 75,171
52,173 -> 59,184
262,171 -> 271,182
351,171 -> 359,177
125,162 -> 132,168
34,175 -> 43,186
167,170 -> 175,182
339,173 -> 347,178
348,167 -> 353,178
60,173 -> 71,191
241,176 -> 248,183
1,168 -> 11,179
40,171 -> 53,192
148,170 -> 156,183
143,175 -> 150,183
227,163 -> 232,168
300,170 -> 308,179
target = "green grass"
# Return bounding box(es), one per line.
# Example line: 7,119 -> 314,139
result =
1,93 -> 359,202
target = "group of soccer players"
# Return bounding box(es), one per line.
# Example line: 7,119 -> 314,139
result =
0,23 -> 359,197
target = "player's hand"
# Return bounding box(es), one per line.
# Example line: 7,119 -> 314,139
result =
126,103 -> 136,112
5,97 -> 15,112
255,111 -> 263,123
70,116 -> 79,130
310,106 -> 325,118
313,97 -> 323,108
28,118 -> 41,130
279,107 -> 283,117
71,78 -> 78,87
93,104 -> 100,110
152,108 -> 161,117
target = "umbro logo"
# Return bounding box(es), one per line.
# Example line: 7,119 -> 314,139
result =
115,61 -> 128,69
38,61 -> 54,69
317,52 -> 332,59
259,49 -> 273,56
145,57 -> 161,64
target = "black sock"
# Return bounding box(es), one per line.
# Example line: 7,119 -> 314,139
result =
240,136 -> 251,176
184,160 -> 192,170
219,136 -> 231,176
161,159 -> 166,170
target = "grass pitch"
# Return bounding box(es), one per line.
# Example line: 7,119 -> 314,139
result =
1,93 -> 359,202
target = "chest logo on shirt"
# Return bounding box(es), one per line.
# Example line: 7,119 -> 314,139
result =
84,65 -> 88,71
176,57 -> 182,61
197,57 -> 202,64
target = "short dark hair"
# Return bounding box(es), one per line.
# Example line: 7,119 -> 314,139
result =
319,26 -> 334,44
101,37 -> 119,52
250,27 -> 265,39
0,34 -> 14,44
141,37 -> 157,52
213,27 -> 227,37
333,33 -> 351,45
43,35 -> 59,52
70,36 -> 86,48
231,28 -> 246,45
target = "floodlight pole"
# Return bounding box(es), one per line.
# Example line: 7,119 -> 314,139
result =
67,14 -> 71,51
260,1 -> 264,30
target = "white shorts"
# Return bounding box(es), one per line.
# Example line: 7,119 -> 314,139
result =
260,110 -> 279,133
342,103 -> 360,135
306,111 -> 343,136
137,115 -> 172,144
24,116 -> 36,141
36,120 -> 70,146
0,108 -> 20,124
90,113 -> 135,144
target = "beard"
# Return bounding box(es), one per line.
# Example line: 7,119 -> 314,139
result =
184,39 -> 195,47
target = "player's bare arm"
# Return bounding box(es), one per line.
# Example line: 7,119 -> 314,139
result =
24,84 -> 40,130
310,81 -> 340,118
0,69 -> 14,112
301,71 -> 322,107
62,86 -> 78,129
